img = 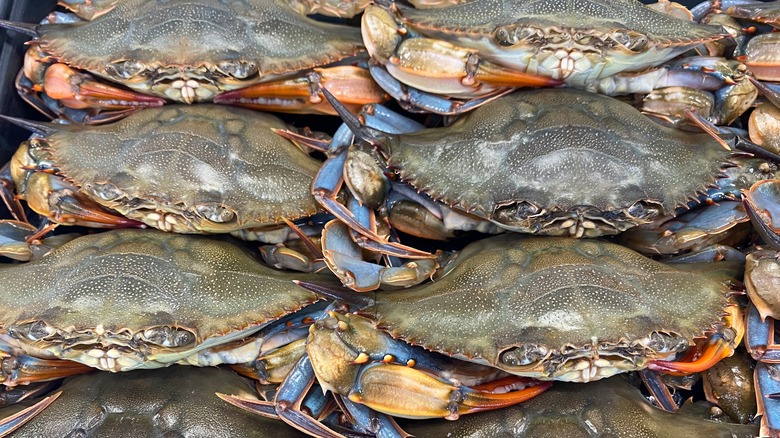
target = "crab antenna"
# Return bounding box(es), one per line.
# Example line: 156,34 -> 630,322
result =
293,280 -> 375,307
0,20 -> 39,37
320,88 -> 386,147
0,114 -> 60,136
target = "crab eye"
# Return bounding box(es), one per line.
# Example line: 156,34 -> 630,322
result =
218,61 -> 258,79
610,31 -> 648,51
494,26 -> 536,47
196,204 -> 236,223
91,182 -> 125,202
12,321 -> 56,341
105,60 -> 146,79
143,327 -> 196,348
643,332 -> 688,354
499,344 -> 548,367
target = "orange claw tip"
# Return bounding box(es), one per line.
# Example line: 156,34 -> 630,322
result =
646,340 -> 732,376
460,380 -> 552,415
43,64 -> 166,108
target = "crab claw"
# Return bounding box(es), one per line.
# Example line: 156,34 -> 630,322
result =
348,363 -> 551,420
215,66 -> 387,115
0,349 -> 94,386
22,173 -> 144,229
362,6 -> 560,98
43,63 -> 165,111
322,220 -> 438,291
647,303 -> 744,376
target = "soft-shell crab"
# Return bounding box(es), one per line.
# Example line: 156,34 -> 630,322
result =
398,376 -> 759,437
312,88 -> 748,267
360,0 -> 728,113
0,229 -> 341,381
1,105 -> 324,244
0,366 -> 304,437
2,0 -> 386,122
301,235 -> 744,384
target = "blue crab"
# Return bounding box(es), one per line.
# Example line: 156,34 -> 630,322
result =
2,0 -> 386,122
1,105 -> 325,247
360,0 -> 728,113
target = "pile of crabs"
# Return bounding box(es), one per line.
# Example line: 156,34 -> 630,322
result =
0,0 -> 779,436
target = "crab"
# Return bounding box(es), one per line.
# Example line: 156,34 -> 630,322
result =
273,234 -> 746,433
0,228 -> 349,384
0,105 -> 327,251
397,376 -> 759,437
1,0 -> 386,123
57,0 -> 361,21
310,88 -> 756,272
617,151 -> 780,255
359,0 -> 729,114
0,366 -> 306,437
303,235 -> 744,382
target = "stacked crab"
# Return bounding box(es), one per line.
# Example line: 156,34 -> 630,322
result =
0,0 -> 778,437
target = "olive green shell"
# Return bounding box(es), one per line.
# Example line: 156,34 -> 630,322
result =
383,89 -> 733,234
43,105 -> 322,232
0,367 -> 303,437
399,377 -> 758,438
0,229 -> 321,355
400,0 -> 722,44
365,235 -> 733,369
37,0 -> 363,78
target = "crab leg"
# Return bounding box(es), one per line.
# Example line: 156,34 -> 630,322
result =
275,356 -> 347,438
0,164 -> 26,224
312,116 -> 433,259
638,369 -> 679,413
215,66 -> 387,115
0,352 -> 94,386
745,303 -> 780,362
323,220 -> 438,291
749,77 -> 780,109
0,391 -> 60,437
